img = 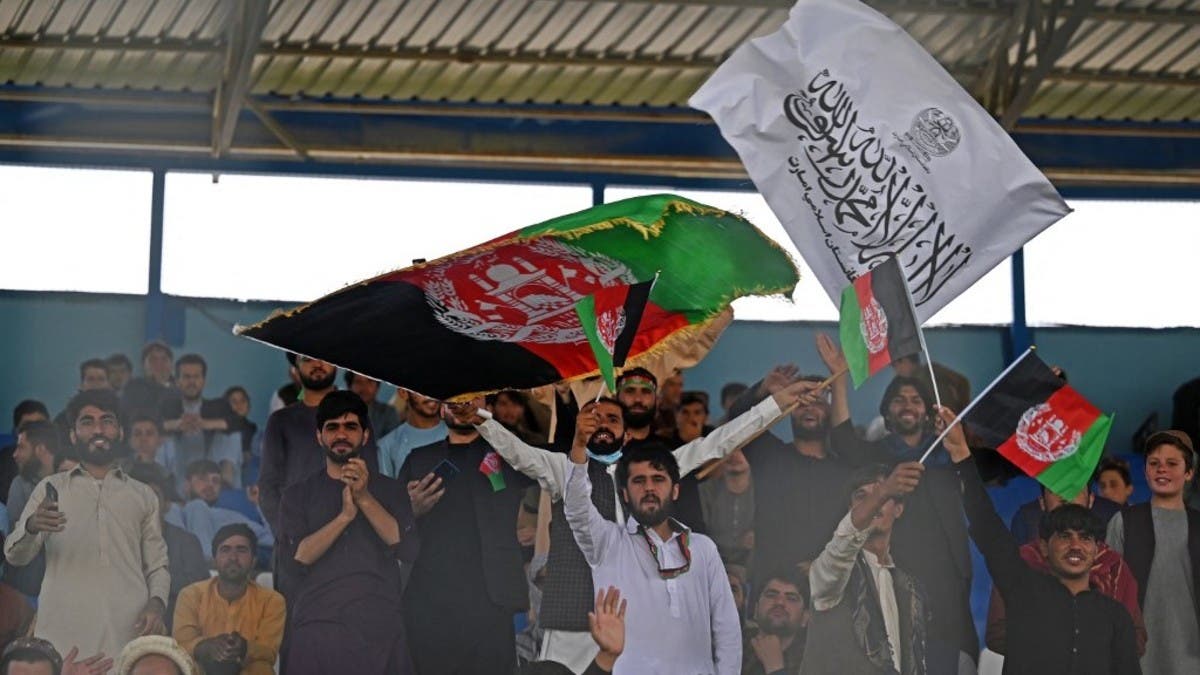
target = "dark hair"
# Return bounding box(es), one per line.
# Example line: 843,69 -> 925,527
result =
487,389 -> 527,408
128,412 -> 164,433
316,389 -> 369,430
79,358 -> 108,381
1095,457 -> 1133,487
343,371 -> 379,388
754,567 -> 811,608
845,463 -> 892,506
212,523 -> 258,558
185,459 -> 221,479
1,638 -> 62,675
616,444 -> 680,488
105,353 -> 133,371
878,376 -> 934,424
720,382 -> 748,403
12,399 -> 49,430
175,353 -> 207,377
128,461 -> 171,494
678,391 -> 709,415
141,340 -> 173,363
224,385 -> 249,401
17,420 -> 64,458
616,367 -> 657,390
1144,431 -> 1197,472
1038,503 -> 1105,542
66,389 -> 122,428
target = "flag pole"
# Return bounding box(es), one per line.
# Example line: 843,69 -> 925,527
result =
917,346 -> 1036,464
898,259 -> 943,411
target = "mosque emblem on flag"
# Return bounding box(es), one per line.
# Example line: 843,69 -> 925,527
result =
908,107 -> 961,158
1015,403 -> 1082,462
416,238 -> 637,345
859,296 -> 889,355
596,305 -> 626,357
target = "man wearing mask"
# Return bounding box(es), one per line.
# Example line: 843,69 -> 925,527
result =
4,389 -> 170,659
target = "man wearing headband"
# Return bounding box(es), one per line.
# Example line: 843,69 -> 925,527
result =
471,370 -> 823,673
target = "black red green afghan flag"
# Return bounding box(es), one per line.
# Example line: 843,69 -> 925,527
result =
575,278 -> 655,394
235,194 -> 799,400
839,256 -> 923,388
962,348 -> 1113,499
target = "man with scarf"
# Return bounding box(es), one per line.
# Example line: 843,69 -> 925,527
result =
803,461 -> 928,675
279,391 -> 415,674
472,375 -> 821,672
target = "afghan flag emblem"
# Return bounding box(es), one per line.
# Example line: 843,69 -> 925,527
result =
480,451 -> 506,492
839,256 -> 922,387
575,278 -> 655,394
235,194 -> 798,400
962,349 -> 1113,499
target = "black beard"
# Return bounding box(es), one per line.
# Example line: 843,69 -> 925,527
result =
325,445 -> 360,465
624,408 -> 655,429
588,429 -> 622,456
78,437 -> 116,465
791,421 -> 829,441
299,370 -> 337,391
19,457 -> 44,482
445,419 -> 475,433
630,495 -> 673,528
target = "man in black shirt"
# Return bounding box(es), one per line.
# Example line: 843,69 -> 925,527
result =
940,408 -> 1141,675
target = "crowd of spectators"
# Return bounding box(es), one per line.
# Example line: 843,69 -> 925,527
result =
1,334 -> 1198,675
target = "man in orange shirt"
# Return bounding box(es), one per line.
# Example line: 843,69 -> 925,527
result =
173,524 -> 285,675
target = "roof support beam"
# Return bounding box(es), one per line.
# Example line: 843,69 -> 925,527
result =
211,0 -> 270,158
1000,0 -> 1097,130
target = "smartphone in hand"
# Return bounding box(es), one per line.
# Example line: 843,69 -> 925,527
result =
44,483 -> 59,509
431,459 -> 460,482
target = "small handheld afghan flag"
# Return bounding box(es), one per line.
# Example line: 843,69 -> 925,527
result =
962,349 -> 1113,500
839,256 -> 923,388
480,451 -> 506,492
575,278 -> 655,393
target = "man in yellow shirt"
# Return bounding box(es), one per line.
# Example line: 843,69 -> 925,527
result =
173,524 -> 285,675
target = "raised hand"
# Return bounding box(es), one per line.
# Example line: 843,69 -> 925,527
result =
882,461 -> 925,498
816,333 -> 848,374
27,498 -> 67,534
772,378 -> 825,410
761,364 -> 801,395
407,473 -> 445,517
588,586 -> 627,664
937,406 -> 971,463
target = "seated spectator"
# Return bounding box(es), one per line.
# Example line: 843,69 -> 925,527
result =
106,353 -> 134,398
126,415 -> 180,490
699,447 -> 754,565
128,463 -> 207,632
179,461 -> 272,564
1,400 -> 50,507
944,411 -> 1140,674
267,353 -> 301,415
1107,430 -> 1200,674
744,570 -> 809,675
161,355 -> 241,488
803,462 -> 928,675
1010,482 -> 1120,544
3,420 -> 67,599
668,392 -> 713,448
343,372 -> 402,439
115,636 -> 196,675
122,341 -> 179,423
174,524 -> 285,675
51,359 -> 111,431
985,526 -> 1147,655
0,638 -> 62,675
1096,457 -> 1136,506
221,387 -> 260,486
0,584 -> 35,658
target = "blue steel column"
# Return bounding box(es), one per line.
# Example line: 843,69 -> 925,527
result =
592,182 -> 605,206
145,169 -> 166,343
1009,248 -> 1030,361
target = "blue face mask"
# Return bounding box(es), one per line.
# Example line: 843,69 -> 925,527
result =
587,447 -> 624,465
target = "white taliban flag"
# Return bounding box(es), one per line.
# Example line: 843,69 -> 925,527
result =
690,0 -> 1070,322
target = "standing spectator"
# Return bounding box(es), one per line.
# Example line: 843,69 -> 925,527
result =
267,354 -> 302,416
0,400 -> 50,507
376,390 -> 446,479
128,462 -> 207,633
744,570 -> 809,675
1107,430 -> 1200,674
487,390 -> 543,444
107,353 -> 135,398
653,371 -> 684,441
343,372 -> 402,439
281,391 -> 414,675
718,382 -> 748,422
563,441 -> 741,674
1010,483 -> 1120,544
803,462 -> 928,675
698,447 -> 754,565
160,355 -> 240,487
4,389 -> 169,659
179,461 -> 271,564
174,524 -> 285,675
122,341 -> 179,421
3,420 -> 66,599
945,411 -> 1140,675
400,399 -> 531,674
667,392 -> 711,448
819,335 -> 975,673
1096,457 -> 1136,507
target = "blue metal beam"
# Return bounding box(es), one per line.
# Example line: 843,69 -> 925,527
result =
145,169 -> 166,343
1008,248 -> 1031,362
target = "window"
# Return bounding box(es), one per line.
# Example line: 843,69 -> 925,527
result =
0,165 -> 151,294
162,173 -> 592,301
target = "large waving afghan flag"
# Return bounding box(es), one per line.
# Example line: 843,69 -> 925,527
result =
839,256 -> 923,388
962,349 -> 1113,499
236,195 -> 798,400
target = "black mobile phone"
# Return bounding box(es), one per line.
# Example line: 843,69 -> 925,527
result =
44,483 -> 59,507
431,459 -> 460,482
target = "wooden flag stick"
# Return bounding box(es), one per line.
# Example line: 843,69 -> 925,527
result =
696,367 -> 848,481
